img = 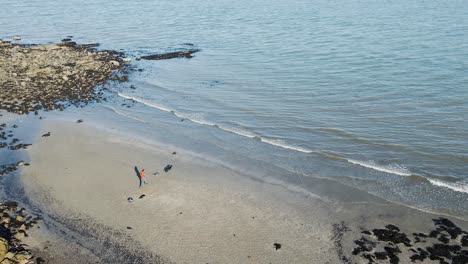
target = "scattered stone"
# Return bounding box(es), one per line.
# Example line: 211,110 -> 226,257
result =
13,36 -> 21,41
122,58 -> 131,62
127,197 -> 134,203
164,165 -> 173,173
16,161 -> 24,167
41,132 -> 50,137
76,119 -> 83,123
172,151 -> 176,155
126,226 -> 132,230
153,172 -> 159,175
139,194 -> 145,199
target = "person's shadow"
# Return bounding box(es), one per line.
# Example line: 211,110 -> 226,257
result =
134,166 -> 142,187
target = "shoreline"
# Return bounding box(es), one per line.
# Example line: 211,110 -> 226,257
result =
14,115 -> 468,263
1,39 -> 468,263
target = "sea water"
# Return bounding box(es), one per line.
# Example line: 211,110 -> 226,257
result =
1,0 -> 468,218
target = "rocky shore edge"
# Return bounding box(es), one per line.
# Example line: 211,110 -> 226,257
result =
0,37 -> 131,263
0,38 -> 131,115
0,202 -> 42,264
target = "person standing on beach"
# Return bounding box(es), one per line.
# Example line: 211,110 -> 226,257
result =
140,169 -> 147,188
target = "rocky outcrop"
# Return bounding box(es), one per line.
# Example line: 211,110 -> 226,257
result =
0,41 -> 127,115
140,49 -> 200,60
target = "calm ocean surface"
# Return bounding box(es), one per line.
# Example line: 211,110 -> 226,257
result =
1,0 -> 468,217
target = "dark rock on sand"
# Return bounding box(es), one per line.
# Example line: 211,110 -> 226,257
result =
77,119 -> 83,123
164,165 -> 173,173
273,243 -> 281,250
352,217 -> 468,263
139,195 -> 146,199
140,49 -> 200,60
372,226 -> 411,247
41,132 -> 51,137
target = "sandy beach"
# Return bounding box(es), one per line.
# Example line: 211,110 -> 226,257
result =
9,116 -> 465,263
20,118 -> 341,263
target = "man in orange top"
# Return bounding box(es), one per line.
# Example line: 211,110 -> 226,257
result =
139,169 -> 147,188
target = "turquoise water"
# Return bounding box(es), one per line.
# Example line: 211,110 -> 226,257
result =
2,0 -> 468,217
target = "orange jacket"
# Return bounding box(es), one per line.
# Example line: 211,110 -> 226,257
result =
141,171 -> 145,179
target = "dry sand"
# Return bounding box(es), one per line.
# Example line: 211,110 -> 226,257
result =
20,119 -> 341,263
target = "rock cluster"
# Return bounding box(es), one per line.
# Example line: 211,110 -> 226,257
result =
352,218 -> 468,263
0,123 -> 30,176
0,40 -> 127,114
140,49 -> 200,60
0,201 -> 41,264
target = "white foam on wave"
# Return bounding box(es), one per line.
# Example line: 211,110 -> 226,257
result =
117,93 -> 302,146
261,138 -> 313,154
347,159 -> 412,176
428,179 -> 468,194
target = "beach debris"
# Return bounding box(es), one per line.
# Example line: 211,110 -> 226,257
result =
140,49 -> 200,60
164,165 -> 173,173
153,172 -> 159,175
273,243 -> 282,250
41,132 -> 51,137
76,119 -> 83,123
126,226 -> 132,230
127,197 -> 134,203
139,194 -> 145,199
172,151 -> 176,155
